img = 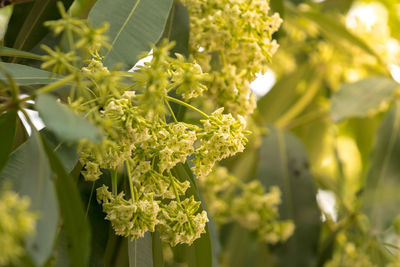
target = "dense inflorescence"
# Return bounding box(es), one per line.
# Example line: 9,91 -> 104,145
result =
37,4 -> 254,247
182,0 -> 282,116
18,0 -> 292,250
198,167 -> 294,244
0,185 -> 37,266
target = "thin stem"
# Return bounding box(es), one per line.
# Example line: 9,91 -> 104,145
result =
37,74 -> 76,95
165,95 -> 209,119
165,99 -> 178,123
125,160 -> 136,201
85,181 -> 96,217
168,172 -> 181,204
20,75 -> 76,104
111,169 -> 118,196
275,70 -> 323,128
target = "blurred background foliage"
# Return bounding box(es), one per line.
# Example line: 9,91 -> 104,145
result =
1,0 -> 400,266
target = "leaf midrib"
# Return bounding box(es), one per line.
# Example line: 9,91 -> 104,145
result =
106,0 -> 142,58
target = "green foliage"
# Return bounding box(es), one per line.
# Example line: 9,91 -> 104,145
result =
88,0 -> 174,69
36,94 -> 104,143
2,0 -> 400,266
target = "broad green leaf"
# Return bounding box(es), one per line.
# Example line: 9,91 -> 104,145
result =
0,63 -> 60,85
152,230 -> 164,267
362,103 -> 400,232
128,232 -> 153,267
40,128 -> 79,173
0,130 -> 59,266
42,137 -> 91,267
331,77 -> 400,122
88,0 -> 174,69
0,111 -> 17,171
36,94 -> 103,143
257,127 -> 321,267
172,163 -> 213,267
5,0 -> 73,58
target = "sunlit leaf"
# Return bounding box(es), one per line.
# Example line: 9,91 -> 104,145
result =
89,0 -> 174,69
36,94 -> 103,143
0,130 -> 59,266
331,77 -> 400,122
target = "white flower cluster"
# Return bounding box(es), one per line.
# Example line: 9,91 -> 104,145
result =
193,108 -> 249,178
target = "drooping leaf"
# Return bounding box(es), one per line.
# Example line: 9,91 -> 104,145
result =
5,0 -> 74,57
0,130 -> 59,266
0,111 -> 17,171
0,63 -> 61,85
128,232 -> 153,267
36,94 -> 103,143
88,0 -> 174,69
172,163 -> 213,267
41,136 -> 91,267
257,127 -> 321,267
40,128 -> 79,173
331,77 -> 400,122
362,103 -> 400,232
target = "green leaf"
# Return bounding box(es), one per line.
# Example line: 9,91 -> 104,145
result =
362,103 -> 400,232
42,136 -> 91,267
0,130 -> 59,266
88,0 -> 174,69
0,46 -> 43,60
0,63 -> 61,85
0,111 -> 17,171
5,0 -> 74,57
330,77 -> 400,122
36,94 -> 104,143
159,1 -> 190,58
172,163 -> 213,267
257,127 -> 321,267
128,232 -> 153,267
152,230 -> 164,267
40,128 -> 79,173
